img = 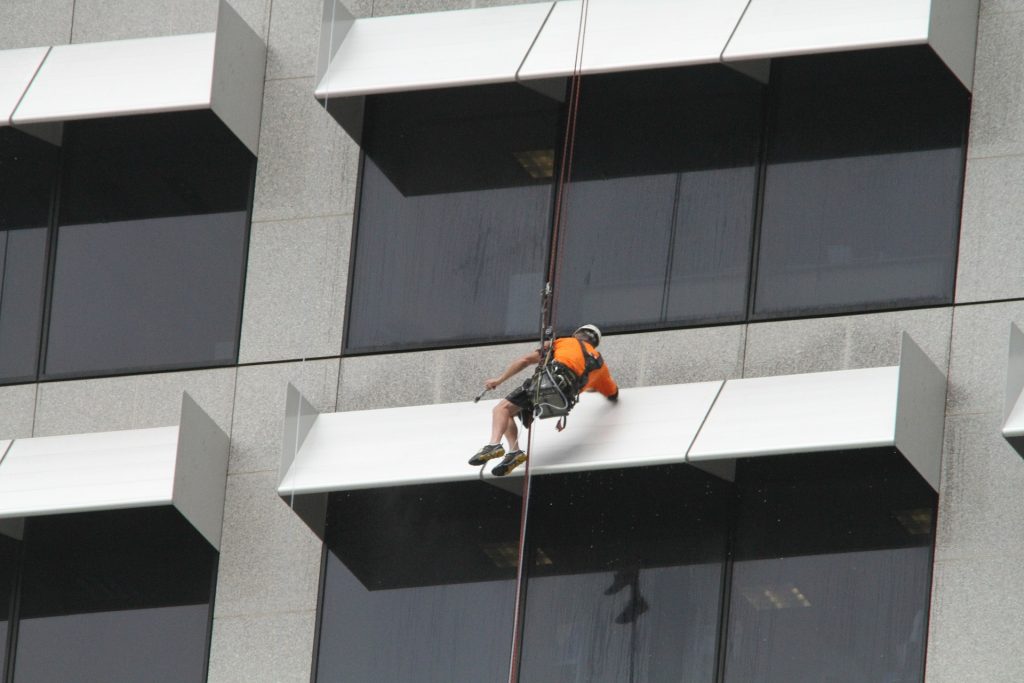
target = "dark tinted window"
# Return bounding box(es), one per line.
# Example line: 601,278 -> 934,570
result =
316,482 -> 520,681
345,84 -> 559,353
722,450 -> 935,683
43,111 -> 253,378
0,533 -> 17,674
555,66 -> 762,332
0,129 -> 57,384
519,466 -> 730,682
753,47 -> 969,317
14,507 -> 216,683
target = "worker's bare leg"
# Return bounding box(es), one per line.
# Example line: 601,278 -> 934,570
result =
504,417 -> 520,452
490,400 -> 519,446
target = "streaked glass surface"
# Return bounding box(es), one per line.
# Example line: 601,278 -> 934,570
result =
754,47 -> 969,317
14,507 -> 216,683
43,111 -> 253,378
0,129 -> 57,384
518,465 -> 730,682
722,450 -> 936,683
555,66 -> 763,332
345,84 -> 559,353
315,482 -> 521,681
0,533 -> 16,675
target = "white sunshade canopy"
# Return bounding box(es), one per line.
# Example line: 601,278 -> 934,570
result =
722,0 -> 979,88
0,394 -> 229,549
278,381 -> 724,495
0,47 -> 48,126
517,0 -> 751,81
279,333 -> 945,508
315,0 -> 978,103
315,2 -> 555,99
7,0 -> 265,152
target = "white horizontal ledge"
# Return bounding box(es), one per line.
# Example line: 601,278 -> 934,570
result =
315,0 -> 978,105
0,47 -> 48,127
278,381 -> 723,496
9,0 -> 265,153
691,333 -> 945,489
0,393 -> 229,549
315,2 -> 555,99
721,0 -> 979,89
516,0 -> 750,80
280,333 -> 945,502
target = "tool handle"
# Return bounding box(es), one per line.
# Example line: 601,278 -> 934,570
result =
473,387 -> 490,403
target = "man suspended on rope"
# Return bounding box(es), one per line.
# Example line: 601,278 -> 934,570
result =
469,324 -> 619,476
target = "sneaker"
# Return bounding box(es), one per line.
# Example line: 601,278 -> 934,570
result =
492,450 -> 527,476
469,443 -> 505,466
604,569 -> 634,596
615,596 -> 649,625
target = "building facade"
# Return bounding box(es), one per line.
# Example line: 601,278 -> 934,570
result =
0,0 -> 1022,680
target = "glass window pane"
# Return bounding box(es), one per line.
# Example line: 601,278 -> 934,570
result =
43,111 -> 254,378
754,47 -> 969,317
519,466 -> 730,682
316,482 -> 520,681
1,533 -> 17,672
14,507 -> 216,683
0,129 -> 57,384
723,450 -> 936,683
345,84 -> 559,353
555,66 -> 762,332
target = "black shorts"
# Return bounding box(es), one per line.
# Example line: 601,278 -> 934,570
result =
505,376 -> 538,429
505,364 -> 578,429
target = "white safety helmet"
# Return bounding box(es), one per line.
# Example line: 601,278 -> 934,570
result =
573,324 -> 602,347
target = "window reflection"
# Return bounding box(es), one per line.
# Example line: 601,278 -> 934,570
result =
42,111 -> 253,379
0,129 -> 57,385
722,450 -> 936,683
345,84 -> 560,353
1,533 -> 17,674
14,507 -> 216,683
519,466 -> 731,682
316,481 -> 521,682
754,47 -> 969,317
556,66 -> 763,332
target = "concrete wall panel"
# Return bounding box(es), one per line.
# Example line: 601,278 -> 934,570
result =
231,360 -> 339,474
946,301 -> 1024,415
956,156 -> 1024,303
966,9 -> 1024,160
239,215 -> 350,364
33,368 -> 237,437
71,0 -> 220,43
214,470 -> 322,618
0,0 -> 73,49
208,610 -> 317,683
927,558 -> 1024,682
267,0 -> 329,79
936,412 -> 1024,561
0,384 -> 36,440
252,76 -> 359,222
743,309 -> 953,379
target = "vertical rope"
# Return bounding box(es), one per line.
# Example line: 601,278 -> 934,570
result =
506,3 -> 591,681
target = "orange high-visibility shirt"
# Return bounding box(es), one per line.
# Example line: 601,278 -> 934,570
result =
550,337 -> 618,397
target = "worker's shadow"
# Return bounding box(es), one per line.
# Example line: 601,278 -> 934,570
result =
604,566 -> 650,625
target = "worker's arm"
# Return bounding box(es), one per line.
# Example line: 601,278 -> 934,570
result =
484,350 -> 543,390
587,365 -> 619,400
